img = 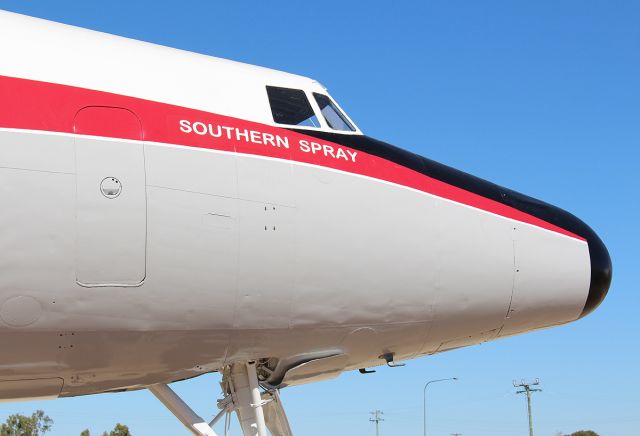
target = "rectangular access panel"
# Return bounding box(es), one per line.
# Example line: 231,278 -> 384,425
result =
74,106 -> 146,286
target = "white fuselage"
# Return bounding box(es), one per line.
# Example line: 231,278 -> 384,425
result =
0,10 -> 604,403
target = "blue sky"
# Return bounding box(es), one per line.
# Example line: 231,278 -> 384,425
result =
0,1 -> 638,435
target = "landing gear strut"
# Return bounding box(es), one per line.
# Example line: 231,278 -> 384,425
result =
148,383 -> 217,436
149,361 -> 293,436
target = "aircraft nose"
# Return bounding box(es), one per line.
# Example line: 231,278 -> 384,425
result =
502,190 -> 611,319
579,222 -> 612,318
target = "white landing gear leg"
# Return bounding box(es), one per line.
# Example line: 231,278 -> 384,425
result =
220,361 -> 293,436
224,362 -> 268,436
149,383 -> 218,436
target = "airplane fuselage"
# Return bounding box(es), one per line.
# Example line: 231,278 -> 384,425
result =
0,11 -> 610,403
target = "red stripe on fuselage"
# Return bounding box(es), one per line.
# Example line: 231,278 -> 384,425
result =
0,75 -> 585,241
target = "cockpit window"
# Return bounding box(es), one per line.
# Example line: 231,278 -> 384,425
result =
313,93 -> 355,132
266,86 -> 321,128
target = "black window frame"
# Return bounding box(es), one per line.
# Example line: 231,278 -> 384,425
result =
265,86 -> 321,128
312,92 -> 356,132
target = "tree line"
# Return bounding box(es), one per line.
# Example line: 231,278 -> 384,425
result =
0,409 -> 602,436
0,410 -> 131,436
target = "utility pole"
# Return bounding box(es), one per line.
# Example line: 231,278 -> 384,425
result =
369,410 -> 384,436
514,378 -> 542,436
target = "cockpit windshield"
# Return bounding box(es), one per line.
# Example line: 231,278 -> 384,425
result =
265,85 -> 357,132
313,93 -> 355,132
266,86 -> 320,128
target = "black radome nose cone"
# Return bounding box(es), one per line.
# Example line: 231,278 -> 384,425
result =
498,190 -> 612,319
579,226 -> 612,318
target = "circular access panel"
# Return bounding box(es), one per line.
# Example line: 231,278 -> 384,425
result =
0,296 -> 43,327
100,177 -> 122,199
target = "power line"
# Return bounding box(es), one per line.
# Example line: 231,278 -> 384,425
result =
369,410 -> 384,436
513,378 -> 542,436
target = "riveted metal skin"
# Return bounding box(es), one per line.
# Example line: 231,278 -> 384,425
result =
0,11 -> 610,404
